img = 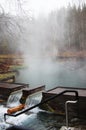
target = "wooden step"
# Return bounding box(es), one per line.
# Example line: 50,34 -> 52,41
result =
0,82 -> 29,103
19,85 -> 45,104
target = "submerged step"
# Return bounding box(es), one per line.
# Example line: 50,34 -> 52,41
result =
7,104 -> 25,114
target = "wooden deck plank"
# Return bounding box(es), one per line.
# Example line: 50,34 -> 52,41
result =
0,83 -> 22,89
47,87 -> 86,97
0,82 -> 29,103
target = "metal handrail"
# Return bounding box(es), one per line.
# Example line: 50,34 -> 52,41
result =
65,100 -> 78,130
4,90 -> 79,123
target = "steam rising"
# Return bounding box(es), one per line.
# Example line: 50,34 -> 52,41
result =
0,1 -> 85,58
0,1 -> 86,88
0,1 -> 86,129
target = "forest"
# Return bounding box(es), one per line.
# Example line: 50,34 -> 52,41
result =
0,2 -> 86,58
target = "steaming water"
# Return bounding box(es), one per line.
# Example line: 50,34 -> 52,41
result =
16,58 -> 86,89
0,58 -> 86,130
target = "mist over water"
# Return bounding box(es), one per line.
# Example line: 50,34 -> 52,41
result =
16,58 -> 86,90
0,1 -> 86,130
16,3 -> 86,90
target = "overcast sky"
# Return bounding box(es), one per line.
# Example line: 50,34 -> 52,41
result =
0,0 -> 85,17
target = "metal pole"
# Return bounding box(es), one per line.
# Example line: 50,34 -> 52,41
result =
65,100 -> 77,130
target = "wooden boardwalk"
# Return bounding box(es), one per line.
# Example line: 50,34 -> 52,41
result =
40,86 -> 86,129
47,86 -> 86,97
